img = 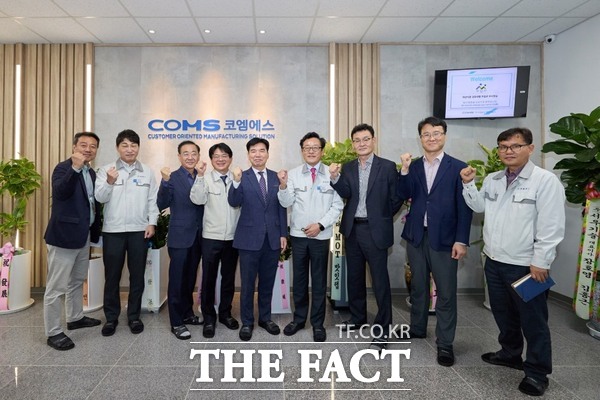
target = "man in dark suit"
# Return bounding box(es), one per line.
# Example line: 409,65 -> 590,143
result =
228,138 -> 288,341
397,116 -> 473,367
158,141 -> 205,340
44,132 -> 102,350
329,123 -> 403,351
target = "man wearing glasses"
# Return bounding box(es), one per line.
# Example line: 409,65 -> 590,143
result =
329,123 -> 403,351
461,127 -> 565,396
397,116 -> 473,367
277,132 -> 343,342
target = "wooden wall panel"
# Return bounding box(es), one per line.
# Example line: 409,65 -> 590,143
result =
331,43 -> 380,147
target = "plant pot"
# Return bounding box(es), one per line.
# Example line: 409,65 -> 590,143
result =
271,259 -> 292,314
0,250 -> 34,314
83,256 -> 105,313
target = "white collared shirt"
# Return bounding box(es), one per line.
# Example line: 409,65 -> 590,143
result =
190,170 -> 240,241
278,162 -> 343,240
95,159 -> 159,232
462,161 -> 565,269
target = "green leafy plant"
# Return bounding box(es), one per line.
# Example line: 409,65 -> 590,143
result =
0,158 -> 42,240
151,211 -> 170,249
541,106 -> 600,205
466,143 -> 504,190
321,139 -> 356,166
279,227 -> 292,262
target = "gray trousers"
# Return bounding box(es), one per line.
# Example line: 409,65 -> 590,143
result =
43,237 -> 90,337
407,232 -> 458,350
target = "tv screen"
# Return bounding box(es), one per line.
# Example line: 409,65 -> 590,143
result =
433,66 -> 530,119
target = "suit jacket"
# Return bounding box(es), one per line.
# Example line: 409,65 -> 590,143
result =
157,166 -> 204,249
331,155 -> 403,250
397,153 -> 473,252
44,159 -> 101,249
228,168 -> 287,251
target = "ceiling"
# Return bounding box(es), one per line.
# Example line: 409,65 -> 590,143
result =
1,0 -> 599,45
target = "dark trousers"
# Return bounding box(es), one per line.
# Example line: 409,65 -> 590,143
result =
407,231 -> 458,350
201,238 -> 239,323
238,236 -> 280,326
167,233 -> 202,326
485,257 -> 552,382
345,222 -> 392,336
290,236 -> 329,329
102,231 -> 148,322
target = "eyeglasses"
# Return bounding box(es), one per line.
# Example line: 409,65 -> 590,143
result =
351,137 -> 373,144
212,154 -> 230,160
497,144 -> 530,153
302,146 -> 322,152
420,131 -> 444,139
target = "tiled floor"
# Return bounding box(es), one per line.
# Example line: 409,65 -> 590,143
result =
0,292 -> 598,399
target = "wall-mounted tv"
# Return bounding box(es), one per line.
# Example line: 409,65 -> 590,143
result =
433,66 -> 530,119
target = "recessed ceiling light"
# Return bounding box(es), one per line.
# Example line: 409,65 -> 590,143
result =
204,29 -> 211,34
148,29 -> 156,34
326,16 -> 338,19
259,30 -> 266,34
83,16 -> 95,19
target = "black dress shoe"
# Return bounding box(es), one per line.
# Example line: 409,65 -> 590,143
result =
239,325 -> 253,341
518,376 -> 548,396
339,319 -> 367,331
313,327 -> 326,342
218,315 -> 239,330
101,321 -> 118,337
370,338 -> 388,353
283,321 -> 305,336
407,329 -> 426,339
47,333 -> 75,350
437,348 -> 455,367
258,320 -> 280,335
67,316 -> 101,330
183,315 -> 203,325
203,322 -> 215,338
481,352 -> 523,370
128,319 -> 144,334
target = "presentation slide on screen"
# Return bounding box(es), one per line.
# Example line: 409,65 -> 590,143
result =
445,67 -> 517,118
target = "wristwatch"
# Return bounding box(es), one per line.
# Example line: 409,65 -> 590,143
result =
318,223 -> 325,231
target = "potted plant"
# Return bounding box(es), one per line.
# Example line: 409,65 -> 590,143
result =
322,140 -> 357,308
541,106 -> 600,339
145,211 -> 170,312
0,158 -> 42,313
272,229 -> 292,314
466,143 -> 505,310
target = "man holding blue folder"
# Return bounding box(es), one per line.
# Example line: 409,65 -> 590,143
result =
460,127 -> 565,397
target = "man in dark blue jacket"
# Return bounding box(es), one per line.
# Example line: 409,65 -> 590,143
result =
158,141 -> 205,340
44,132 -> 102,350
397,116 -> 473,367
228,138 -> 288,341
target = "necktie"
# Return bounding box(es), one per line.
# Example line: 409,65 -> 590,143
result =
220,175 -> 227,185
258,171 -> 267,201
310,167 -> 316,183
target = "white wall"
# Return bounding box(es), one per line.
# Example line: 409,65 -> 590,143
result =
543,14 -> 600,297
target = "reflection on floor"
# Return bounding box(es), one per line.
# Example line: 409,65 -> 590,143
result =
0,292 -> 598,399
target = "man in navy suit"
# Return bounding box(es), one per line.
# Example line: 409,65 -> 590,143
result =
330,123 -> 403,351
158,141 -> 205,340
397,116 -> 473,367
44,132 -> 102,350
228,138 -> 288,341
